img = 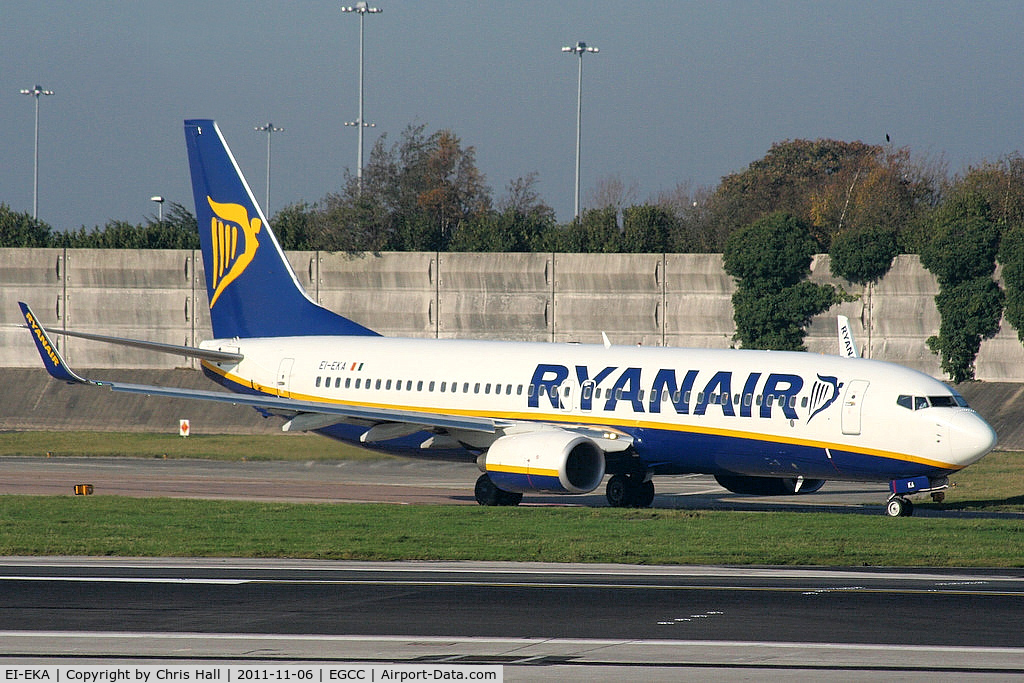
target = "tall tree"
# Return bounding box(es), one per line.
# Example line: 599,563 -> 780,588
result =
314,124 -> 492,252
708,139 -> 941,251
723,212 -> 839,350
919,193 -> 1003,382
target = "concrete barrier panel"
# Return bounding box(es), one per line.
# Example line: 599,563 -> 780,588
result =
664,254 -> 735,348
438,252 -> 551,341
553,253 -> 663,345
0,248 -> 66,366
6,248 -> 1024,381
60,250 -> 194,368
317,251 -> 435,337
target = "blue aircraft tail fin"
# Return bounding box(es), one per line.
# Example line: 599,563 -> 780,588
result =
184,119 -> 378,339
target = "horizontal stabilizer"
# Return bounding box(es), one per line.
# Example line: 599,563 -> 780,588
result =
42,327 -> 244,363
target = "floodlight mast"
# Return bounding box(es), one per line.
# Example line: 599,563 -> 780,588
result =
342,2 -> 381,193
254,123 -> 284,214
561,42 -> 598,220
150,195 -> 165,223
19,85 -> 55,220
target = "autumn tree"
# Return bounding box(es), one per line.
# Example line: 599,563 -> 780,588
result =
708,139 -> 941,251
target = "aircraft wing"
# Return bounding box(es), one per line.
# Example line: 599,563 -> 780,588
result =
19,302 -> 498,435
19,301 -> 636,451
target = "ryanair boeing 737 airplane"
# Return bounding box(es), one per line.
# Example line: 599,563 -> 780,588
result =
20,119 -> 999,516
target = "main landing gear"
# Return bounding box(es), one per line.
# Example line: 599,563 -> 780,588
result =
474,473 -> 523,506
605,473 -> 655,508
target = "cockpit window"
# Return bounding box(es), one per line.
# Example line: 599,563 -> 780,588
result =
897,393 -> 969,410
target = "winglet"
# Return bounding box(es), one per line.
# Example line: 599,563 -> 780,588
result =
19,302 -> 93,384
837,315 -> 860,358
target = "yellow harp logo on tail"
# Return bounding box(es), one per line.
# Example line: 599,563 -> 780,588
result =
207,197 -> 261,308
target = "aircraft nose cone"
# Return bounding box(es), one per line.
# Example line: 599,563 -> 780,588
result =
949,411 -> 997,467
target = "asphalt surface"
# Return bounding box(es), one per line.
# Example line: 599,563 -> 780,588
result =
1,558 -> 1023,679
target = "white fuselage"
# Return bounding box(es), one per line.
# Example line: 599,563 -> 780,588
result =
199,335 -> 997,481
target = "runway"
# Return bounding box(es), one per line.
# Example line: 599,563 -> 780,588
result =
1,558 -> 1023,679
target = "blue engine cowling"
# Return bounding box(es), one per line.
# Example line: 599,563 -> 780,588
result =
484,430 -> 606,494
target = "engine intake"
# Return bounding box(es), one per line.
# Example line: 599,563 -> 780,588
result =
484,431 -> 606,494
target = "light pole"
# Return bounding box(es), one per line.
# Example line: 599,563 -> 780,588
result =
561,42 -> 598,220
19,84 -> 54,220
342,2 -> 381,192
254,123 -> 284,214
150,196 -> 165,223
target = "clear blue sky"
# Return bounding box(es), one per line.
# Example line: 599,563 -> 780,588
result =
4,1 -> 1024,231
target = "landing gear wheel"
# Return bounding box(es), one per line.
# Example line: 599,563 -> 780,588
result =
474,474 -> 522,507
636,480 -> 655,508
606,474 -> 654,508
605,474 -> 634,507
886,497 -> 914,517
497,489 -> 523,506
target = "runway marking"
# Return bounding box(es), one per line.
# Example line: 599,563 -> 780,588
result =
3,574 -> 1022,596
0,576 -> 248,585
2,630 -> 1024,655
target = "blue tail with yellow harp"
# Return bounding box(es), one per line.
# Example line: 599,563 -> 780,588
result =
184,119 -> 378,339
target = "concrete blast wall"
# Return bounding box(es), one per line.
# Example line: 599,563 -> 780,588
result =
4,248 -> 1024,381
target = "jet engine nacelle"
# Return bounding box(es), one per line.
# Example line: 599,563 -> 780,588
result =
483,431 -> 606,494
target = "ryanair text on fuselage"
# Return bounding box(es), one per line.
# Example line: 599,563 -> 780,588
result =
529,363 -> 843,422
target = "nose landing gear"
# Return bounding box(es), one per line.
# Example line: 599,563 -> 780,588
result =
886,476 -> 949,516
886,496 -> 914,517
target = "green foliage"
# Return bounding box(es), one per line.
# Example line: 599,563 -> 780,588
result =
55,203 -> 199,249
829,224 -> 898,284
548,207 -> 621,253
621,204 -> 674,253
271,202 -> 316,250
723,213 -> 838,350
919,195 -> 999,288
731,281 -> 840,351
723,212 -> 817,288
918,192 -> 1003,382
449,207 -> 554,252
0,203 -> 53,247
999,225 -> 1024,344
926,276 -> 1004,382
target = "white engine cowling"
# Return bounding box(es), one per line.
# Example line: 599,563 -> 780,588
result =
483,430 -> 606,494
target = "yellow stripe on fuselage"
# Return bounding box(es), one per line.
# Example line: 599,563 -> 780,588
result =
201,361 -> 962,472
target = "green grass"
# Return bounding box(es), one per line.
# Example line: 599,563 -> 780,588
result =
1,496 -> 1023,566
0,431 -> 386,461
930,450 -> 1024,512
